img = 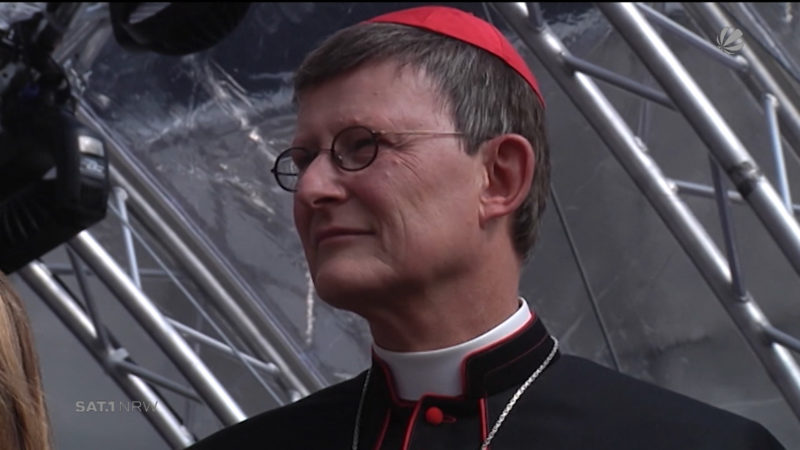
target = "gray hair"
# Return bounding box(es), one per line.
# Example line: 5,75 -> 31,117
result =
294,22 -> 550,260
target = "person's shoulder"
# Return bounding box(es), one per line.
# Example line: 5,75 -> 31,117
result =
541,354 -> 785,449
549,354 -> 746,418
186,371 -> 366,450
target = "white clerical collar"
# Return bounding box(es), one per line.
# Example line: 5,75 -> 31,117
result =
372,298 -> 532,401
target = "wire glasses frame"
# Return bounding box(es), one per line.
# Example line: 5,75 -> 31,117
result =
270,125 -> 463,192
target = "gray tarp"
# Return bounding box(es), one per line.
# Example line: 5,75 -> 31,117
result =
5,3 -> 799,448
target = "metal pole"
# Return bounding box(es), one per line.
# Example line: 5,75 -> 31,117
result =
635,3 -> 748,72
17,262 -> 196,449
114,187 -> 142,288
764,326 -> 800,355
671,179 -> 743,202
598,2 -> 800,289
66,247 -> 112,352
561,53 -> 674,109
110,161 -> 320,396
63,1 -> 323,404
683,2 -> 800,161
77,99 -> 325,397
47,264 -> 176,279
491,2 -> 800,420
764,94 -> 794,212
68,231 -> 246,425
525,2 -> 545,29
104,200 -> 292,405
167,318 -> 280,376
52,3 -> 111,67
112,359 -> 202,401
670,178 -> 800,213
709,159 -> 747,300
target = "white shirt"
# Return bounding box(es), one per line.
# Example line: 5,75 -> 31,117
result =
372,299 -> 532,400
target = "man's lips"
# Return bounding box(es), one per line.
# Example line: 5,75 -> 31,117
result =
314,228 -> 373,246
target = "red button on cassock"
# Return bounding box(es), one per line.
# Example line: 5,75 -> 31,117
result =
425,406 -> 444,425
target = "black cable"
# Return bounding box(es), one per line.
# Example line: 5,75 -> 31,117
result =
550,184 -> 622,371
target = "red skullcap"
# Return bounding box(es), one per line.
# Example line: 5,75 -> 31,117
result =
366,6 -> 545,108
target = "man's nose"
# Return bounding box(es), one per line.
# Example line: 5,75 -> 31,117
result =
294,151 -> 347,206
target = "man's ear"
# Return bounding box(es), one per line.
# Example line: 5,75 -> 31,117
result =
478,134 -> 535,226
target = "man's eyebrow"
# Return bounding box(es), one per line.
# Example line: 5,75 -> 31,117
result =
289,132 -> 324,149
291,121 -> 381,146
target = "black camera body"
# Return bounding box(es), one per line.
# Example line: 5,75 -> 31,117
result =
0,5 -> 110,273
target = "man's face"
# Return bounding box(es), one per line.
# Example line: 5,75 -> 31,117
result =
291,59 -> 486,314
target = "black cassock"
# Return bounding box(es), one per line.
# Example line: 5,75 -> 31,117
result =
189,318 -> 785,449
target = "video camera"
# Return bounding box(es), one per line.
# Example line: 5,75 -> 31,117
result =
0,3 -> 109,274
0,2 -> 251,273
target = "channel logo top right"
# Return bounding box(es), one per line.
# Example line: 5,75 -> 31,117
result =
717,26 -> 744,55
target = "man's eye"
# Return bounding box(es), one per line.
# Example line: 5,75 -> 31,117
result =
349,138 -> 375,153
291,150 -> 315,171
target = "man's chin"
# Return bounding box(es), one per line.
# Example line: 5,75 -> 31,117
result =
312,267 -> 386,311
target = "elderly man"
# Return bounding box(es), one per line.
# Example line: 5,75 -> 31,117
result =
189,5 -> 784,450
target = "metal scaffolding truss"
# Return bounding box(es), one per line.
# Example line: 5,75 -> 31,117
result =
493,2 -> 800,419
10,4 -> 328,446
10,2 -> 800,448
18,148 -> 330,445
19,148 -> 327,445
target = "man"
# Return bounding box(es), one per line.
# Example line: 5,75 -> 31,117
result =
190,5 -> 784,449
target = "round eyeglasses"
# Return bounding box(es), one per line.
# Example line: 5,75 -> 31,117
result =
270,125 -> 463,192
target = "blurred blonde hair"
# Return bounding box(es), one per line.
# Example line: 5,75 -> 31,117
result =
0,271 -> 51,450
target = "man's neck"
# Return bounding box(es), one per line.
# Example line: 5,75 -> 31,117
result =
359,236 -> 523,351
373,299 -> 532,400
366,289 -> 521,351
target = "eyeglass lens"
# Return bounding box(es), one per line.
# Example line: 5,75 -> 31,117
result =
273,126 -> 378,191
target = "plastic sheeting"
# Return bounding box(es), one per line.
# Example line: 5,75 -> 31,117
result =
7,3 -> 800,448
